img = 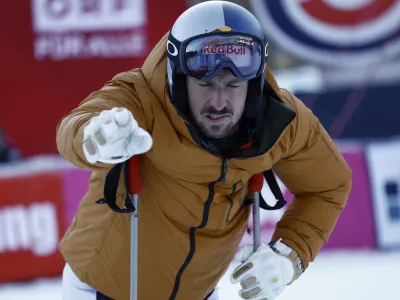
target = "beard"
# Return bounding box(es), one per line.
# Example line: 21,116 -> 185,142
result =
195,118 -> 238,138
191,103 -> 243,138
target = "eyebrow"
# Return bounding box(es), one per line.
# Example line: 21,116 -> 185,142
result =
227,79 -> 241,84
197,78 -> 241,84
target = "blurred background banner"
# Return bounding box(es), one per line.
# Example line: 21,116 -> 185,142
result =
31,0 -> 148,61
249,0 -> 400,67
0,0 -> 186,157
0,168 -> 66,282
60,168 -> 91,230
366,139 -> 400,250
250,0 -> 400,139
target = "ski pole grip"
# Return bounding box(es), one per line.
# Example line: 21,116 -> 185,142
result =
128,155 -> 141,195
249,173 -> 263,193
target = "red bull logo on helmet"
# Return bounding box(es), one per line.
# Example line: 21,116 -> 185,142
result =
210,26 -> 236,33
203,44 -> 246,55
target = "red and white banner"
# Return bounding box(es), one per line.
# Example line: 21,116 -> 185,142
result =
31,0 -> 148,61
0,171 -> 66,282
0,0 -> 186,157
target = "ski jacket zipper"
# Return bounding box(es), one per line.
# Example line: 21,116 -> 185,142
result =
169,158 -> 229,300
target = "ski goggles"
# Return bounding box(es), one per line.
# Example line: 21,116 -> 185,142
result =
181,34 -> 266,82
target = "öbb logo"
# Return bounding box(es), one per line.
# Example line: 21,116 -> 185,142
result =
31,0 -> 147,60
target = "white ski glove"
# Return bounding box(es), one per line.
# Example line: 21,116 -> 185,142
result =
82,107 -> 152,164
231,241 -> 302,300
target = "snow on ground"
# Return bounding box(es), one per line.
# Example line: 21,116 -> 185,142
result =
219,249 -> 400,300
0,250 -> 399,300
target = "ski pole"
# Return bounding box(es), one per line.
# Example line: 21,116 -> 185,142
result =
128,155 -> 142,300
248,173 -> 263,252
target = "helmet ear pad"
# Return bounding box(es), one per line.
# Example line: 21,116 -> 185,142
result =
243,75 -> 264,119
169,72 -> 191,120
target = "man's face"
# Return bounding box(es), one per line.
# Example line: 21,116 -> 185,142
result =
186,71 -> 248,138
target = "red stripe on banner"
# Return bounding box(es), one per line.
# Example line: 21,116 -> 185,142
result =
301,0 -> 395,26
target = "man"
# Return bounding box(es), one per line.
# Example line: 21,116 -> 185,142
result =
57,1 -> 352,300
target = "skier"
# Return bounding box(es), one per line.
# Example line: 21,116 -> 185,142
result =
57,1 -> 352,299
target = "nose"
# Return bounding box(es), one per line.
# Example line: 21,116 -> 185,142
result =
209,87 -> 228,111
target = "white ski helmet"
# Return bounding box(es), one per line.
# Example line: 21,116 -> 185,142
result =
167,1 -> 268,120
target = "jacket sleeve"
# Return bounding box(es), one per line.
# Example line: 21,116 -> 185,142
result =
56,71 -> 152,171
271,90 -> 352,269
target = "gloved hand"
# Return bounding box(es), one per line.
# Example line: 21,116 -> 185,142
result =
230,241 -> 298,300
83,107 -> 152,164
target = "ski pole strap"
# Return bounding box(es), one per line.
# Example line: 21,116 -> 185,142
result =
96,156 -> 141,213
261,169 -> 286,210
244,170 -> 287,210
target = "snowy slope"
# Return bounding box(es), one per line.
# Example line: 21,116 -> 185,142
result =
0,250 -> 399,300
